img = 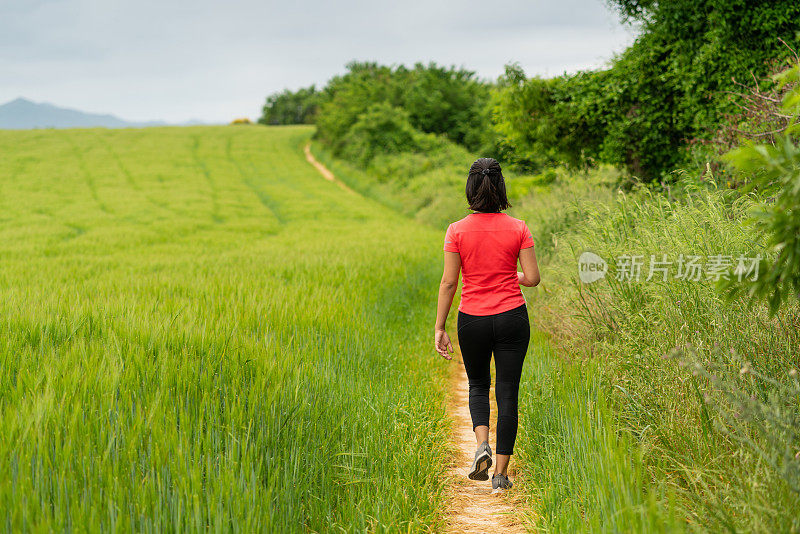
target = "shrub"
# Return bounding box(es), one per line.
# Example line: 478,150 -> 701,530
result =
492,1 -> 800,180
723,58 -> 800,312
311,61 -> 495,157
258,85 -> 320,125
338,103 -> 424,167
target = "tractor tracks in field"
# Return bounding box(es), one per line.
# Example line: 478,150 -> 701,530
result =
189,133 -> 224,224
225,135 -> 287,224
96,133 -> 185,217
444,343 -> 528,534
61,132 -> 113,215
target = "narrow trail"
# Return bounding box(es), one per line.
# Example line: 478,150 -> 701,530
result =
303,144 -> 527,532
444,344 -> 527,533
303,142 -> 354,193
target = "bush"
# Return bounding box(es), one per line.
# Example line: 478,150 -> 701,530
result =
312,61 -> 495,157
338,103 -> 425,167
492,1 -> 800,180
723,58 -> 800,312
258,85 -> 320,125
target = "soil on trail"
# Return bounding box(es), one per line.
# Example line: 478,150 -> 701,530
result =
303,142 -> 354,193
444,347 -> 527,533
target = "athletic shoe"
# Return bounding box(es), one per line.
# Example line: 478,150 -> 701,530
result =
468,441 -> 492,481
491,473 -> 513,493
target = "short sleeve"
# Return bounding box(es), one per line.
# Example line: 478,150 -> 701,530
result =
444,224 -> 459,253
520,222 -> 534,249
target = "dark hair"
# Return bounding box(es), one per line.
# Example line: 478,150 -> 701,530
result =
466,157 -> 510,213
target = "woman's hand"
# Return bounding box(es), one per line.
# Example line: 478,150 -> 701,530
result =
434,329 -> 454,360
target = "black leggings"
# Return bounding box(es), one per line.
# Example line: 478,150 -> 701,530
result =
457,303 -> 530,455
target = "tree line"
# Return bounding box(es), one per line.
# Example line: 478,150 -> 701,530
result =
260,0 -> 800,182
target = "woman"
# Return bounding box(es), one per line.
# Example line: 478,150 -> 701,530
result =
434,157 -> 540,492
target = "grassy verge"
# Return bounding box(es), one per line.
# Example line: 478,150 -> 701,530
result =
515,332 -> 680,532
0,125 -> 452,531
515,174 -> 800,532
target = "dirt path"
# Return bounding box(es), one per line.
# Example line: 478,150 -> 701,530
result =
303,142 -> 354,193
444,345 -> 527,533
303,142 -> 527,532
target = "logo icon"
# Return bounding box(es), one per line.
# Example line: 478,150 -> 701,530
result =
578,251 -> 608,284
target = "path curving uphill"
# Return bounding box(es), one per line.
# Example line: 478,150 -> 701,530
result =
304,141 -> 354,193
304,147 -> 529,533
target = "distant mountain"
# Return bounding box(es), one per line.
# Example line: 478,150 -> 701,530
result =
0,97 -> 203,129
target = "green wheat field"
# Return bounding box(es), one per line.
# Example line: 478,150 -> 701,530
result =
0,125 -> 469,531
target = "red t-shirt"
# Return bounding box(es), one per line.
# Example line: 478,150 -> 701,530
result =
444,212 -> 534,316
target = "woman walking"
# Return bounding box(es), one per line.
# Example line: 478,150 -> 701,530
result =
434,157 -> 540,492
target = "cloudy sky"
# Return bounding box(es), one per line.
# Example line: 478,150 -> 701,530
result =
1,0 -> 637,124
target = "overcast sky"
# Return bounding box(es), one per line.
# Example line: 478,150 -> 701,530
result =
0,0 -> 637,124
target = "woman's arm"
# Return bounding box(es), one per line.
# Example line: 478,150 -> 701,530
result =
434,251 -> 461,360
518,247 -> 541,287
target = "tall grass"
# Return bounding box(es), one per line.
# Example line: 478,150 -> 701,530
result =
515,332 -> 681,532
0,125 -> 452,531
516,173 -> 800,532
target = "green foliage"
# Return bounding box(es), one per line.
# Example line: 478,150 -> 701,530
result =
491,64 -> 623,172
494,1 -> 800,180
258,85 -> 320,125
490,65 -> 565,171
314,62 -> 402,155
724,60 -> 800,313
313,61 -> 494,157
259,4 -> 799,181
503,169 -> 559,199
400,62 -> 493,151
339,102 -> 424,167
